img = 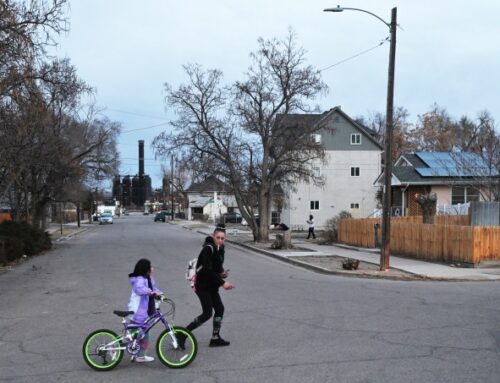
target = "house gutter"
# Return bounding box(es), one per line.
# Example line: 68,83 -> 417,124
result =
401,183 -> 410,216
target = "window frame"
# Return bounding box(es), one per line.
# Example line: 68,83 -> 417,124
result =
310,200 -> 320,210
350,167 -> 360,177
350,133 -> 361,145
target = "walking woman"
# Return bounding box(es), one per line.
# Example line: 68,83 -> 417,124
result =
307,214 -> 316,239
181,226 -> 235,348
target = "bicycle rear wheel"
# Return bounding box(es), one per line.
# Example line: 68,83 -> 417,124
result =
156,326 -> 197,368
82,329 -> 123,371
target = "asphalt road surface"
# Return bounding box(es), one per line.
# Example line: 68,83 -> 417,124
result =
1,214 -> 499,383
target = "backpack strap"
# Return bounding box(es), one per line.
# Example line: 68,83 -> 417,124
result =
196,244 -> 213,273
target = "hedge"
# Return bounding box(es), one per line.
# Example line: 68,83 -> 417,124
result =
0,222 -> 52,265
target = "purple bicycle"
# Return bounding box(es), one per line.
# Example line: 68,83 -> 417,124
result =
82,296 -> 197,371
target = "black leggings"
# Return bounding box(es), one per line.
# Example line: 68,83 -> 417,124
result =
307,227 -> 316,239
187,288 -> 225,336
195,288 -> 224,322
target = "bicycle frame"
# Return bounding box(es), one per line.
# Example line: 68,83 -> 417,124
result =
101,299 -> 179,353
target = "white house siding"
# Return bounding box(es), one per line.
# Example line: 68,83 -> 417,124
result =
285,150 -> 381,229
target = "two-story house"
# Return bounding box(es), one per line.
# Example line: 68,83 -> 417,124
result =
281,106 -> 383,229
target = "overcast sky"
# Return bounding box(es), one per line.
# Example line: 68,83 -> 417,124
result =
53,0 -> 500,188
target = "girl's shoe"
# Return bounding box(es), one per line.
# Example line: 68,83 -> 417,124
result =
135,355 -> 154,362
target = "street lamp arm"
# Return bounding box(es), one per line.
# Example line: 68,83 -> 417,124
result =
323,6 -> 390,29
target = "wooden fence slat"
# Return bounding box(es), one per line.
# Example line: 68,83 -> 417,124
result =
337,217 -> 500,264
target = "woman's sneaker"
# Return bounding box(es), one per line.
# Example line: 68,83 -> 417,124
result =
209,337 -> 230,347
135,355 -> 154,363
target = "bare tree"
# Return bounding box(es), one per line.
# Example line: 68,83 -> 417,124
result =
0,0 -> 68,97
2,58 -> 120,227
154,30 -> 328,241
408,104 -> 458,151
357,106 -> 413,161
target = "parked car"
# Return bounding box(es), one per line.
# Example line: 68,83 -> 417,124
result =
223,212 -> 243,223
154,211 -> 171,222
99,212 -> 113,225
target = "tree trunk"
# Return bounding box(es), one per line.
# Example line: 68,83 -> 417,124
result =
258,185 -> 270,241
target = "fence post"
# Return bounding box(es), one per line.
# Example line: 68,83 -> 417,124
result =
374,223 -> 381,248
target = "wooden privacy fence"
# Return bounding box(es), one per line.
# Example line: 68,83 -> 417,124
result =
337,217 -> 500,264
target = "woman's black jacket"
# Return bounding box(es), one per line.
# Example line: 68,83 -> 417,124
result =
195,236 -> 225,290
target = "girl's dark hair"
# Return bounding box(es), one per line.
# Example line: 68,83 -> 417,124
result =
129,258 -> 151,277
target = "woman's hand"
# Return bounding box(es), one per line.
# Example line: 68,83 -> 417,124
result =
222,282 -> 234,290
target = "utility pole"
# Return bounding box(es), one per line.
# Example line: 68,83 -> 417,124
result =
380,7 -> 397,271
323,5 -> 397,271
171,155 -> 174,221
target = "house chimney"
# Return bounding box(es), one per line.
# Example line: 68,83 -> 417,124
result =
138,140 -> 144,177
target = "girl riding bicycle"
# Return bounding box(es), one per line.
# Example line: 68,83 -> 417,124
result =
128,258 -> 163,362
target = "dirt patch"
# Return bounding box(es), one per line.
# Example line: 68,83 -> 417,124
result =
291,255 -> 423,280
241,240 -> 310,252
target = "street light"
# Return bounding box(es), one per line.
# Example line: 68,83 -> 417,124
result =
324,5 -> 397,271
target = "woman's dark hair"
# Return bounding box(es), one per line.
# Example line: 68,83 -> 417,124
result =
214,224 -> 226,234
129,258 -> 151,277
309,215 -> 313,220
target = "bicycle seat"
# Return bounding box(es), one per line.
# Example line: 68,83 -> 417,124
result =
113,310 -> 134,317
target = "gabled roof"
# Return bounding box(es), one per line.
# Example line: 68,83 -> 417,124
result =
376,151 -> 499,186
276,106 -> 382,149
185,176 -> 231,193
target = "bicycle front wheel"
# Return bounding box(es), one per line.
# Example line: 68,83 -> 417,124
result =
156,326 -> 197,368
82,329 -> 123,371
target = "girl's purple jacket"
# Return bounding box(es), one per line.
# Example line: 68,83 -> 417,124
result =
127,276 -> 162,323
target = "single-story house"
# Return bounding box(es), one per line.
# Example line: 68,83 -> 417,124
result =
185,176 -> 238,221
375,151 -> 499,216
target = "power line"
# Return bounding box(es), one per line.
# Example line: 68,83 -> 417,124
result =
121,122 -> 170,133
105,108 -> 168,121
319,37 -> 389,72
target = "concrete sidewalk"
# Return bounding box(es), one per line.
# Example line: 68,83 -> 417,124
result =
174,219 -> 500,282
46,221 -> 93,242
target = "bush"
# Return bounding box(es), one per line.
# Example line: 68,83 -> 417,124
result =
322,210 -> 353,243
0,236 -> 24,264
0,222 -> 51,264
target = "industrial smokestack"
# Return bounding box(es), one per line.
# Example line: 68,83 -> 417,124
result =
138,140 -> 145,177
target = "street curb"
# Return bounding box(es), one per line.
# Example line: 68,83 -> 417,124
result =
178,224 -> 496,282
52,226 -> 91,242
191,228 -> 427,281
230,240 -> 431,282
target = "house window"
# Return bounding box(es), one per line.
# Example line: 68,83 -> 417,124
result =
351,133 -> 361,145
350,203 -> 359,209
312,166 -> 321,177
271,211 -> 281,225
451,186 -> 480,205
312,133 -> 321,144
351,167 -> 360,177
310,200 -> 319,210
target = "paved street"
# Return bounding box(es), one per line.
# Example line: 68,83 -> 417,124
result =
1,214 -> 500,383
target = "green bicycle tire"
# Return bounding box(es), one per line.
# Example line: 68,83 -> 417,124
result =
156,326 -> 197,368
82,329 -> 123,371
